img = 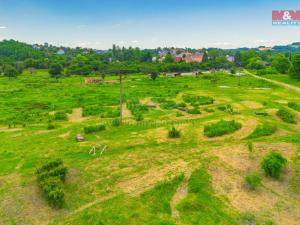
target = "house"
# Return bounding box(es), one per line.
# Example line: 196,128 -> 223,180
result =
57,49 -> 65,55
226,55 -> 235,62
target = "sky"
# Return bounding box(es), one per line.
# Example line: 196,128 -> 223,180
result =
0,0 -> 300,49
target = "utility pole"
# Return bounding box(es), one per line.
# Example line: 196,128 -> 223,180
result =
119,73 -> 123,125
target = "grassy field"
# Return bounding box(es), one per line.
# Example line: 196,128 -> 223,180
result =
264,74 -> 300,88
0,71 -> 300,225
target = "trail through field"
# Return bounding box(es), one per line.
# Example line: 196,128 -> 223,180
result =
245,70 -> 300,93
170,170 -> 192,222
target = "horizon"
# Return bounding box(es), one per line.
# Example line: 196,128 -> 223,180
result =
1,1 -> 300,49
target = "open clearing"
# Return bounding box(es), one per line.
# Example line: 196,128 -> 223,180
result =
0,71 -> 300,225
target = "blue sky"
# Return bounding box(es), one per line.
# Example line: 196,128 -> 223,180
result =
0,0 -> 299,49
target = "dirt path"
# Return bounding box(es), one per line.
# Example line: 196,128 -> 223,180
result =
170,170 -> 192,222
245,70 -> 300,93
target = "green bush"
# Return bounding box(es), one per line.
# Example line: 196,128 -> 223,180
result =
203,107 -> 215,113
39,177 -> 65,208
168,127 -> 180,138
277,108 -> 296,123
112,118 -> 120,127
54,111 -> 68,121
288,102 -> 300,112
127,98 -> 148,121
187,108 -> 201,114
47,123 -> 56,130
204,120 -> 242,137
217,104 -> 234,114
84,124 -> 106,134
36,159 -> 67,208
183,95 -> 214,105
160,100 -> 178,109
254,111 -> 269,117
261,151 -> 287,179
245,172 -> 262,189
248,124 -> 277,139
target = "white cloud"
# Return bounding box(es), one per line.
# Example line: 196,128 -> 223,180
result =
0,26 -> 7,29
131,40 -> 139,43
118,41 -> 125,45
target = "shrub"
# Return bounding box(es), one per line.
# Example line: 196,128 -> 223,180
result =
248,124 -> 277,139
204,107 -> 215,113
277,108 -> 296,123
247,141 -> 253,153
112,118 -> 120,127
245,172 -> 262,189
160,100 -> 178,110
168,127 -> 180,138
127,98 -> 148,121
204,120 -> 242,137
183,95 -> 214,105
187,108 -> 201,115
47,123 -> 56,130
36,159 -> 67,208
54,111 -> 68,121
256,67 -> 278,75
84,124 -> 106,134
217,104 -> 234,114
261,151 -> 287,179
288,102 -> 300,112
254,111 -> 269,117
39,177 -> 64,208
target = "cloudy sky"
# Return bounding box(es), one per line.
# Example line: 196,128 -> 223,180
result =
0,0 -> 299,49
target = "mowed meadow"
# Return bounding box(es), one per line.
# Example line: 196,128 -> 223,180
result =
0,70 -> 300,225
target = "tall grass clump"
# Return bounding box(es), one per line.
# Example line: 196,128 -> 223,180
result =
53,111 -> 68,121
127,98 -> 148,121
277,108 -> 296,124
183,95 -> 214,106
168,127 -> 180,138
261,151 -> 287,179
247,123 -> 277,139
288,102 -> 300,112
204,120 -> 242,137
84,124 -> 106,134
36,159 -> 67,208
244,172 -> 262,190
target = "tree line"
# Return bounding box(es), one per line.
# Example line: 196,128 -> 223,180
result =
0,39 -> 300,80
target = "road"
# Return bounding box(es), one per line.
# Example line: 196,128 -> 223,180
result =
245,70 -> 300,93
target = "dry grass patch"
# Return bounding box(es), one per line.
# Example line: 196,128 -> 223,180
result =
241,101 -> 263,109
118,159 -> 188,196
68,108 -> 86,123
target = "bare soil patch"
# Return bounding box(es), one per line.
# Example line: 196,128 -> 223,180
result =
68,108 -> 86,123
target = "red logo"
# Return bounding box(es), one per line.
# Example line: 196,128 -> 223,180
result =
272,10 -> 300,20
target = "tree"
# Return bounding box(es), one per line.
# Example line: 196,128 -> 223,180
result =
247,57 -> 265,70
290,53 -> 300,79
164,53 -> 175,63
3,64 -> 19,78
202,51 -> 208,63
271,54 -> 290,74
49,63 -> 63,78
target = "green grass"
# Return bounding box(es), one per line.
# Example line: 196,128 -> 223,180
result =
288,102 -> 300,112
177,166 -> 237,225
204,120 -> 242,137
247,123 -> 277,139
0,70 -> 300,224
277,108 -> 296,124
